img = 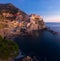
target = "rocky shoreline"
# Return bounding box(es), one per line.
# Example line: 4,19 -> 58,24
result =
0,3 -> 58,61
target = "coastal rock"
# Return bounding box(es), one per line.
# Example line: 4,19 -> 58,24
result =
27,14 -> 46,31
0,3 -> 46,38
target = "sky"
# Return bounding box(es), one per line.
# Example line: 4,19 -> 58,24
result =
0,0 -> 60,22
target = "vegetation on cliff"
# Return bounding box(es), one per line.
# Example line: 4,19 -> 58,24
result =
0,3 -> 28,19
0,36 -> 19,61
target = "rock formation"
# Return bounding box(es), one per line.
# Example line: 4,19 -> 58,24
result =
27,14 -> 46,31
0,3 -> 46,38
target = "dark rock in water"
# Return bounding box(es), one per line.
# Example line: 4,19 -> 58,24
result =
15,55 -> 40,61
0,3 -> 59,61
44,27 -> 58,35
14,26 -> 59,61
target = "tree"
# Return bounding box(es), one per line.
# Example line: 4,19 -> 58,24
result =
0,36 -> 19,61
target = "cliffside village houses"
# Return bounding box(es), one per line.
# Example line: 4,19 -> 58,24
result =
2,12 -> 46,31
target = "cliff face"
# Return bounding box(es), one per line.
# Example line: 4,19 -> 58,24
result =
27,14 -> 46,31
0,3 -> 46,38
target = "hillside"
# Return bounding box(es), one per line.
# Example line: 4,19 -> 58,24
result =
0,3 -> 28,19
0,3 -> 46,38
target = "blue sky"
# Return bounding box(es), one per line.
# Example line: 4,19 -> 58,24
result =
0,0 -> 60,22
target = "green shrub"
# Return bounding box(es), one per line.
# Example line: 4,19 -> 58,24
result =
0,36 -> 19,60
0,36 -> 3,41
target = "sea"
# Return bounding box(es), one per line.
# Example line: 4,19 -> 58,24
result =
14,22 -> 60,61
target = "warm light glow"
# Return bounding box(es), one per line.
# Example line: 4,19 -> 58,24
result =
43,15 -> 60,22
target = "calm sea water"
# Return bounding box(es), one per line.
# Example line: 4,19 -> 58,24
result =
46,22 -> 60,32
15,22 -> 60,61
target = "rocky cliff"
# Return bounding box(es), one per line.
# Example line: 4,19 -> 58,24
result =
0,3 -> 46,38
27,14 -> 46,31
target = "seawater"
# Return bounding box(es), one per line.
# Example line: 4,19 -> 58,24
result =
15,22 -> 60,61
